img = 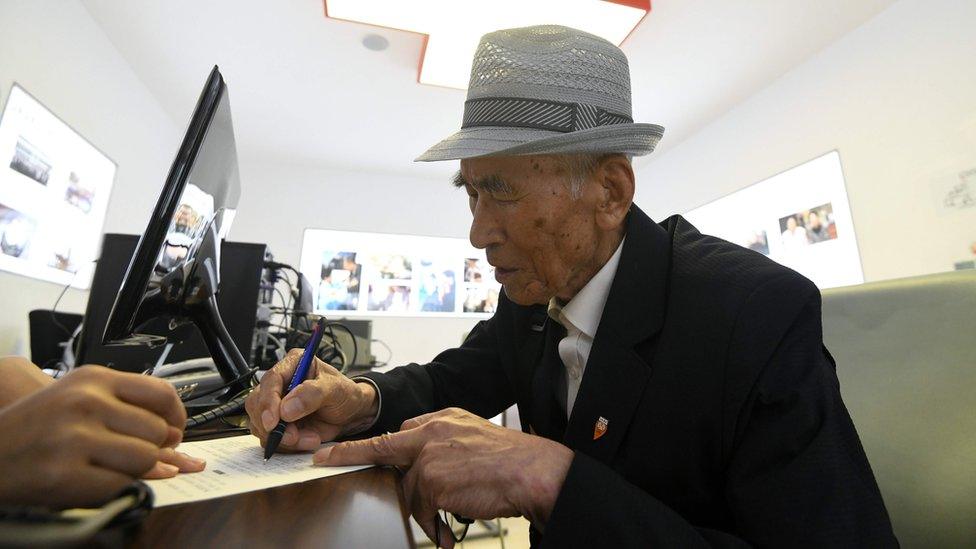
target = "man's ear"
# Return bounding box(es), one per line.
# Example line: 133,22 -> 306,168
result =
593,154 -> 634,231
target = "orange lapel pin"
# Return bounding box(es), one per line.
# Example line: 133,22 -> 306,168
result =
593,416 -> 609,440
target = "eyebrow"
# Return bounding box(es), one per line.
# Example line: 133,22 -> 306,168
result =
451,171 -> 514,194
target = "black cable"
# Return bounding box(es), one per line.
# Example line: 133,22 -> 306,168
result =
185,394 -> 248,429
265,260 -> 302,281
324,322 -> 358,367
183,426 -> 249,441
272,287 -> 290,312
371,338 -> 392,366
180,367 -> 258,403
49,279 -> 74,338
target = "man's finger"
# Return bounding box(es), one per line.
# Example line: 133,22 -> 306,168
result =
256,368 -> 287,430
400,409 -> 452,432
279,374 -> 343,423
313,429 -> 426,467
403,464 -> 454,549
245,392 -> 268,441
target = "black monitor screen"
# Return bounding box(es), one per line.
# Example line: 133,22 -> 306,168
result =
103,66 -> 240,345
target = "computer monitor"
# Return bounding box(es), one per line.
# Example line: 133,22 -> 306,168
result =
78,234 -> 267,373
101,66 -> 248,392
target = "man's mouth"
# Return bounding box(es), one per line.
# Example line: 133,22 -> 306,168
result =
494,266 -> 517,283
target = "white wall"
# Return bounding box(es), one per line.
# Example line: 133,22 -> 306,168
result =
634,0 -> 976,284
0,0 -> 181,355
0,0 -> 477,366
234,160 -> 480,366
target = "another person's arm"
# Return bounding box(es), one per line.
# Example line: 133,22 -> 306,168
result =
0,360 -> 205,508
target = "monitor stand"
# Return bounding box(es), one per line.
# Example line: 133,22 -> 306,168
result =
179,218 -> 252,398
120,217 -> 252,401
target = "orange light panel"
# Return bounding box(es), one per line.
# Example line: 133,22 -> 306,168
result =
325,0 -> 650,89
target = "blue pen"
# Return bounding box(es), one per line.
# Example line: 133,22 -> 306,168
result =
263,317 -> 326,461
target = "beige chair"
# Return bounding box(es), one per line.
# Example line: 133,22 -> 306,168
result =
821,270 -> 976,547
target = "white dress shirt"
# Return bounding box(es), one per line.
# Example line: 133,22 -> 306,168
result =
547,238 -> 625,419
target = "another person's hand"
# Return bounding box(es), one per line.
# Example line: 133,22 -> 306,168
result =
142,447 -> 207,479
244,349 -> 379,452
0,365 -> 197,508
313,407 -> 573,547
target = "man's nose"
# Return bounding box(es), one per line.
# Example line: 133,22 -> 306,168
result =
469,202 -> 504,250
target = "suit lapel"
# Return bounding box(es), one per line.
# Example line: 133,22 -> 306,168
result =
563,336 -> 652,461
530,319 -> 568,440
562,206 -> 673,464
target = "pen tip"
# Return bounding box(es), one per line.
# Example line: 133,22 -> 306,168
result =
263,458 -> 268,463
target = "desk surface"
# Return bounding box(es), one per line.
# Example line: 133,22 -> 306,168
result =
126,465 -> 415,548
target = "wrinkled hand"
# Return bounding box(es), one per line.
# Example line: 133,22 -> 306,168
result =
314,407 -> 573,547
0,365 -> 198,508
244,349 -> 378,452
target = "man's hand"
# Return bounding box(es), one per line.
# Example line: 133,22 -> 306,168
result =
0,365 -> 200,508
313,407 -> 573,547
244,349 -> 379,452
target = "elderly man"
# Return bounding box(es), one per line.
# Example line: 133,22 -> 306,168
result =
246,26 -> 895,547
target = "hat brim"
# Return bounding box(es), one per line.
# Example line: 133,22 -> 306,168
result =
415,123 -> 665,162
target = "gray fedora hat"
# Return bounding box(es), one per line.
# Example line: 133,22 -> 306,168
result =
417,25 -> 665,162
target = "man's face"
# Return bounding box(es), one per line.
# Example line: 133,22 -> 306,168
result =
458,155 -> 603,305
808,212 -> 821,228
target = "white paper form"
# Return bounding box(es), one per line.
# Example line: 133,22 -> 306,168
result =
145,436 -> 371,507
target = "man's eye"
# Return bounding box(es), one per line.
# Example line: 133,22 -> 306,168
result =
491,193 -> 519,203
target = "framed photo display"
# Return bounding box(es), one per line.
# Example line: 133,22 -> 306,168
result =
685,151 -> 864,289
300,229 -> 501,318
0,84 -> 117,289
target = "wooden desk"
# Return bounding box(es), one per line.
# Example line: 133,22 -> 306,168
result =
125,463 -> 415,548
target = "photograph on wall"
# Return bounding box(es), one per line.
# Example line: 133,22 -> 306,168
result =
778,202 -> 837,249
463,285 -> 499,313
684,151 -> 863,289
417,259 -> 457,313
370,254 -> 412,280
740,230 -> 769,256
464,257 -> 493,282
367,283 -> 411,312
316,250 -> 362,311
64,171 -> 96,213
47,242 -> 76,273
9,136 -> 52,185
0,84 -> 116,289
0,202 -> 36,258
300,229 -> 500,318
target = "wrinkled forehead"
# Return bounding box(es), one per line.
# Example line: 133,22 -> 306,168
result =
456,155 -> 566,190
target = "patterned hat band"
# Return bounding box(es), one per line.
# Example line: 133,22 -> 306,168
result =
461,97 -> 633,133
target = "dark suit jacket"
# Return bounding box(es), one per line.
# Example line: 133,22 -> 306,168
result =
360,206 -> 896,547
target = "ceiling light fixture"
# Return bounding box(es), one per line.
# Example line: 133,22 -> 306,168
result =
324,0 -> 650,89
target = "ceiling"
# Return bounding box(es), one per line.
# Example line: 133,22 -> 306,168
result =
81,0 -> 896,180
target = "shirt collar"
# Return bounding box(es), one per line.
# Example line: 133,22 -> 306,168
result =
547,237 -> 625,337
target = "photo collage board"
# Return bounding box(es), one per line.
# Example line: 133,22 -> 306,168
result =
0,85 -> 116,289
684,151 -> 864,289
300,229 -> 502,318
